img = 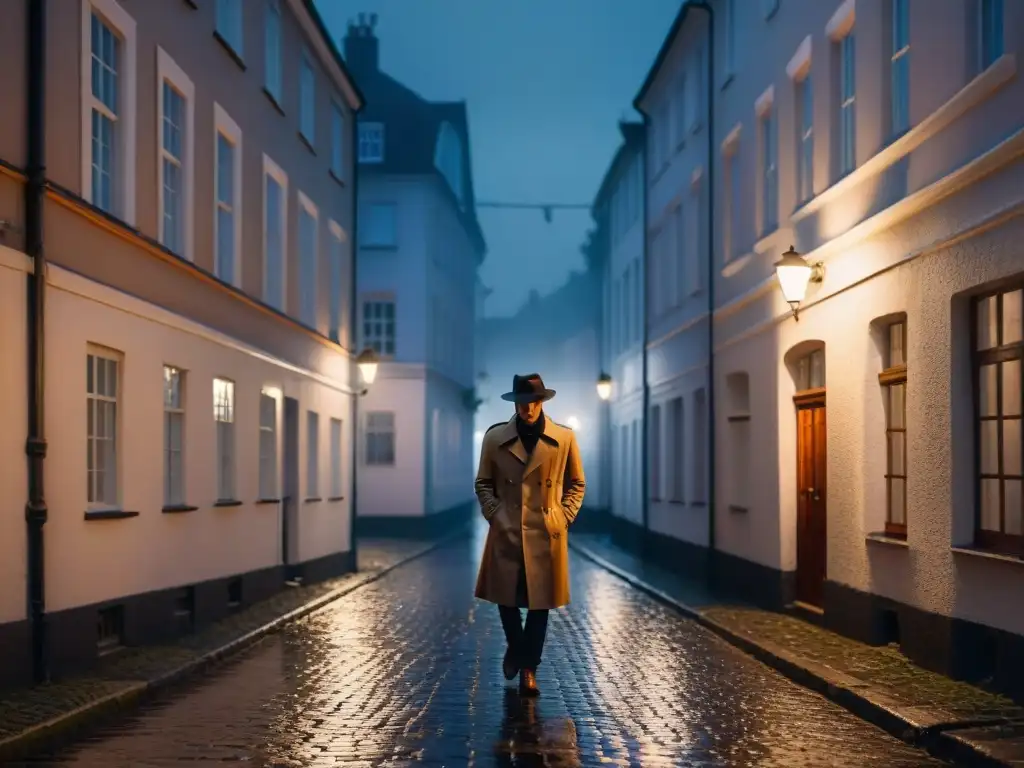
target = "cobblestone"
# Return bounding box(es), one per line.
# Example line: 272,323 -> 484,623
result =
15,526 -> 944,767
0,539 -> 438,747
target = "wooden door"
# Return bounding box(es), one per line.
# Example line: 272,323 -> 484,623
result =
796,402 -> 827,607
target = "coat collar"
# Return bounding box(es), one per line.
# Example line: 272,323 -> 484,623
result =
494,415 -> 568,478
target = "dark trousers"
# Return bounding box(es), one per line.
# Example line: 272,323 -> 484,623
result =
498,605 -> 549,670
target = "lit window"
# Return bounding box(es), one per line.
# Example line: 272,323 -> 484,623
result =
259,390 -> 278,500
163,365 -> 185,506
87,350 -> 120,508
880,321 -> 907,537
213,377 -> 235,501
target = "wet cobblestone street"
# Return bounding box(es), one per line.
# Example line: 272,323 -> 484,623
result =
20,530 -> 946,767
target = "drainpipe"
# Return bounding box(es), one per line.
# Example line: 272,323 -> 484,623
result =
348,112 -> 361,571
689,0 -> 717,587
640,120 -> 650,545
25,0 -> 49,685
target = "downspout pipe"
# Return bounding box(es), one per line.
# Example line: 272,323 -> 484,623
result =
689,0 -> 717,587
348,108 -> 362,572
25,0 -> 49,685
640,120 -> 650,544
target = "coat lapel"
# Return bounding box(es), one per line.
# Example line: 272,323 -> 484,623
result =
496,418 -> 527,465
523,419 -> 563,479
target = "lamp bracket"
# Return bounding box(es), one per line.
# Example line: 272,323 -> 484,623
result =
809,262 -> 825,283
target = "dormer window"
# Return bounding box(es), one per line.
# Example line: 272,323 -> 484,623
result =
358,122 -> 384,163
434,121 -> 464,207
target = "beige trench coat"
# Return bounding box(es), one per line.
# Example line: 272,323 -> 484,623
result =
474,416 -> 586,610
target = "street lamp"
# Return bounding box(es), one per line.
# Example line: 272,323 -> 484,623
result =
356,347 -> 379,389
596,372 -> 612,401
774,246 -> 824,322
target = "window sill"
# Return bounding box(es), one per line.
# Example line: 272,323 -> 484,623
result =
184,0 -> 198,7
327,496 -> 345,502
299,132 -> 316,155
304,497 -> 323,503
213,499 -> 243,508
866,532 -> 909,548
85,509 -> 140,521
329,169 -> 346,187
255,497 -> 281,505
951,546 -> 1024,566
263,88 -> 285,116
666,499 -> 686,505
213,32 -> 246,71
728,504 -> 748,514
753,226 -> 790,255
691,501 -> 707,508
360,243 -> 398,252
162,504 -> 199,514
727,414 -> 750,422
721,252 -> 754,278
720,73 -> 735,91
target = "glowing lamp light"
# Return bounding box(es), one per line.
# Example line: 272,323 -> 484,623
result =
474,430 -> 484,441
566,415 -> 581,430
356,347 -> 379,387
774,246 -> 824,321
596,372 -> 612,401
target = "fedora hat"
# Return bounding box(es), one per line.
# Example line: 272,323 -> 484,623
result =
500,373 -> 556,403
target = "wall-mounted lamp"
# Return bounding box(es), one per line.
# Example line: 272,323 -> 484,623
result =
774,246 -> 824,322
596,372 -> 613,401
356,347 -> 379,394
566,415 -> 581,430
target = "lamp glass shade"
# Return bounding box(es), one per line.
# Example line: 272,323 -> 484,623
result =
596,374 -> 612,401
775,249 -> 812,305
356,348 -> 380,386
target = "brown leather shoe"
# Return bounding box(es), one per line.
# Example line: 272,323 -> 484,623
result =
502,651 -> 518,681
519,668 -> 540,696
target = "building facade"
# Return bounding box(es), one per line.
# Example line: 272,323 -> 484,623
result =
591,123 -> 647,529
344,16 -> 486,533
626,0 -> 1024,694
0,0 -> 363,687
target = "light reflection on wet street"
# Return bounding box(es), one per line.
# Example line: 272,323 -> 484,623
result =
21,529 -> 945,767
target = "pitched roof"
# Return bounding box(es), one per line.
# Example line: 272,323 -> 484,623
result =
298,0 -> 365,110
591,121 -> 645,214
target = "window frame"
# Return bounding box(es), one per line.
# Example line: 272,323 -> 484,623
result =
80,0 -> 138,224
979,0 -> 1004,71
759,107 -> 778,235
86,346 -> 122,510
692,388 -> 707,504
157,46 -> 195,261
837,32 -> 857,178
300,49 -> 316,146
359,202 -> 398,248
306,411 -> 320,499
264,0 -> 282,102
649,404 -> 662,501
297,191 -> 319,329
669,396 -> 686,503
262,154 -> 288,312
879,321 -> 908,538
358,122 -> 385,163
329,417 -> 343,499
361,297 -> 396,358
163,365 -> 186,507
213,377 -> 236,502
364,410 -> 396,466
796,73 -> 814,204
258,389 -> 279,500
972,285 -> 1024,555
213,103 -> 243,288
890,0 -> 911,138
330,100 -> 345,180
327,220 -> 347,343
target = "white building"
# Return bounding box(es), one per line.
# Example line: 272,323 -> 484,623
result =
631,0 -> 1024,694
344,16 -> 486,535
0,0 -> 363,686
592,122 -> 647,537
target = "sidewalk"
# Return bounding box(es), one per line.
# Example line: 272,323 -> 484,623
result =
571,531 -> 1024,768
0,535 -> 458,762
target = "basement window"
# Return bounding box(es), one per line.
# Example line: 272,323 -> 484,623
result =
227,577 -> 243,609
174,586 -> 195,634
97,605 -> 124,654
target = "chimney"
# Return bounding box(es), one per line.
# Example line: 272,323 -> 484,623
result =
343,12 -> 379,74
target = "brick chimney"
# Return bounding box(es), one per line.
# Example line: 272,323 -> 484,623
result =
344,12 -> 379,74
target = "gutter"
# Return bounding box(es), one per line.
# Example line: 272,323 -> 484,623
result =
25,0 -> 49,684
349,103 -> 363,571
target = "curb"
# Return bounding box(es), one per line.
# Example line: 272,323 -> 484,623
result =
570,540 -> 1013,768
0,530 -> 466,762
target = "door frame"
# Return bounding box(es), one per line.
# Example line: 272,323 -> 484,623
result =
794,386 -> 826,610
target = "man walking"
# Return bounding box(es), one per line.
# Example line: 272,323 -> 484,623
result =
474,373 -> 586,696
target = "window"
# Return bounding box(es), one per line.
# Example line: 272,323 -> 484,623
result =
215,0 -> 243,57
330,418 -> 343,498
265,0 -> 281,101
213,378 -> 235,501
762,0 -> 779,20
164,366 -> 185,506
298,193 -> 318,328
693,388 -> 707,503
890,0 -> 910,137
837,33 -> 856,177
365,411 -> 395,466
685,192 -> 701,295
724,0 -> 736,78
263,155 -> 287,311
331,102 -> 345,179
760,109 -> 778,235
974,286 -> 1023,553
360,202 -> 397,247
797,74 -> 814,204
880,321 -> 907,537
727,373 -> 752,513
358,122 -> 384,163
157,48 -> 194,259
307,411 -> 320,498
259,390 -> 278,500
674,74 -> 687,147
82,0 -> 137,222
669,397 -> 685,502
300,52 -> 315,145
87,349 -> 120,508
650,405 -> 662,500
328,221 -> 346,343
796,348 -> 826,390
362,299 -> 396,356
980,0 -> 1004,70
214,104 -> 242,287
623,267 -> 633,344
434,122 -> 465,205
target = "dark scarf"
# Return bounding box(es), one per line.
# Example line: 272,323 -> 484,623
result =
516,412 -> 545,455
